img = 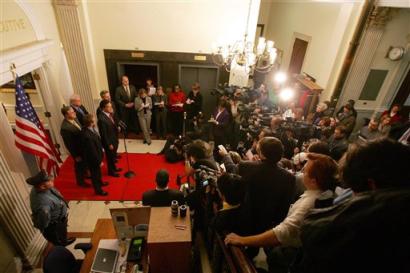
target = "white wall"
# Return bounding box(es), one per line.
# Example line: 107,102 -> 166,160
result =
264,1 -> 363,100
0,0 -> 72,103
82,0 -> 260,96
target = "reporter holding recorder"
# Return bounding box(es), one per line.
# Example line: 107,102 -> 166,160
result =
135,88 -> 152,145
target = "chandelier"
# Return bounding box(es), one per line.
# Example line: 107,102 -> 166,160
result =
212,0 -> 277,74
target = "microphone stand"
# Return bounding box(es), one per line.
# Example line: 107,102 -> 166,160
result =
119,121 -> 135,178
182,111 -> 187,138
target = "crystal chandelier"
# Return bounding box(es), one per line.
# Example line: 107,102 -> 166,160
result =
212,0 -> 277,74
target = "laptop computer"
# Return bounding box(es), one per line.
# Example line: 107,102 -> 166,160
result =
91,248 -> 119,273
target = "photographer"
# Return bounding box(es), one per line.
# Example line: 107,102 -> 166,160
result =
185,140 -> 219,234
159,136 -> 186,163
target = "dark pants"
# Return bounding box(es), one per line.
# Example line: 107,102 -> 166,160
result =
105,147 -> 117,175
43,217 -> 68,246
89,163 -> 103,193
74,158 -> 86,186
169,111 -> 183,136
155,110 -> 167,138
119,107 -> 139,133
266,246 -> 298,273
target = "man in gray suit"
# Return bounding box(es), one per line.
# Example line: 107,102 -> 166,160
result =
115,75 -> 138,133
135,88 -> 153,145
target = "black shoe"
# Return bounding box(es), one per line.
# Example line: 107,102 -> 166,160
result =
101,181 -> 109,186
147,142 -> 151,145
143,140 -> 147,144
95,190 -> 108,196
115,168 -> 122,172
62,237 -> 76,246
109,173 -> 120,177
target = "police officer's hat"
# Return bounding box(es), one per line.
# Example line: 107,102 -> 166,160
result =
26,170 -> 51,186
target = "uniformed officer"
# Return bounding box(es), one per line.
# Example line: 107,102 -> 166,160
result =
27,170 -> 76,246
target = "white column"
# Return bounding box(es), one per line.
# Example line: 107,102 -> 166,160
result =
33,66 -> 65,155
52,0 -> 96,114
0,150 -> 47,268
338,26 -> 384,107
337,7 -> 391,109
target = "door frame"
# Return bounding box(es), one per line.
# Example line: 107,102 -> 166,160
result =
287,32 -> 311,74
116,61 -> 161,86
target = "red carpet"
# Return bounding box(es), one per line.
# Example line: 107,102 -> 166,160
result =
54,153 -> 185,201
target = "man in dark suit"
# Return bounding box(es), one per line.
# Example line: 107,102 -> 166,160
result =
115,75 -> 138,133
97,90 -> 121,160
69,94 -> 89,127
97,100 -> 121,177
142,169 -> 184,207
82,114 -> 108,196
239,137 -> 296,235
60,106 -> 88,187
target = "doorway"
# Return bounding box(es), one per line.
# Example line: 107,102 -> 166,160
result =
179,65 -> 219,119
392,63 -> 410,119
289,37 -> 309,75
117,62 -> 160,90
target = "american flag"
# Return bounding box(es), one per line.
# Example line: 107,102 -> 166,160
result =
14,74 -> 61,174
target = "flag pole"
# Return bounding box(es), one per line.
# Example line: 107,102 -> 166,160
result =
10,63 -> 17,81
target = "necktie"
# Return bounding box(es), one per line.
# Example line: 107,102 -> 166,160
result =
92,127 -> 100,137
125,86 -> 130,98
77,106 -> 84,115
73,120 -> 81,130
109,113 -> 115,124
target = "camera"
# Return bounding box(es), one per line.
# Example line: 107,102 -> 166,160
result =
194,165 -> 218,190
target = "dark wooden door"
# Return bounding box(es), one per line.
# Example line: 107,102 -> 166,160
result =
180,66 -> 218,119
289,38 -> 308,75
120,63 -> 159,90
392,65 -> 410,119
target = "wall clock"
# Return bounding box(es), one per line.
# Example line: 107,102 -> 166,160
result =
387,46 -> 405,61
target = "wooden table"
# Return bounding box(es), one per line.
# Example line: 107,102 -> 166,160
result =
80,219 -> 148,273
147,207 -> 192,273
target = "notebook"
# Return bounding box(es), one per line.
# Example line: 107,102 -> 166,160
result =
91,248 -> 119,273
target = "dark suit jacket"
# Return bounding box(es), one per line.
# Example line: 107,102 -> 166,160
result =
142,189 -> 185,207
213,108 -> 230,137
115,85 -> 137,108
97,112 -> 119,149
81,128 -> 103,167
60,119 -> 83,158
71,105 -> 89,126
239,160 -> 296,234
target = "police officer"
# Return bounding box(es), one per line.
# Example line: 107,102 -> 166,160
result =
27,170 -> 76,246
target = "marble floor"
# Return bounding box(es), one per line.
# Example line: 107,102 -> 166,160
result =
117,138 -> 166,154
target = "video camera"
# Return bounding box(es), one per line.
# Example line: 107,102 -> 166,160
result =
280,120 -> 322,143
194,164 -> 218,190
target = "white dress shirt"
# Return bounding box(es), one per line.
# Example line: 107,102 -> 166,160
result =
272,189 -> 321,247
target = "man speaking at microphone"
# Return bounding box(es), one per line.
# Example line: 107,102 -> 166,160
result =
98,100 -> 121,177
